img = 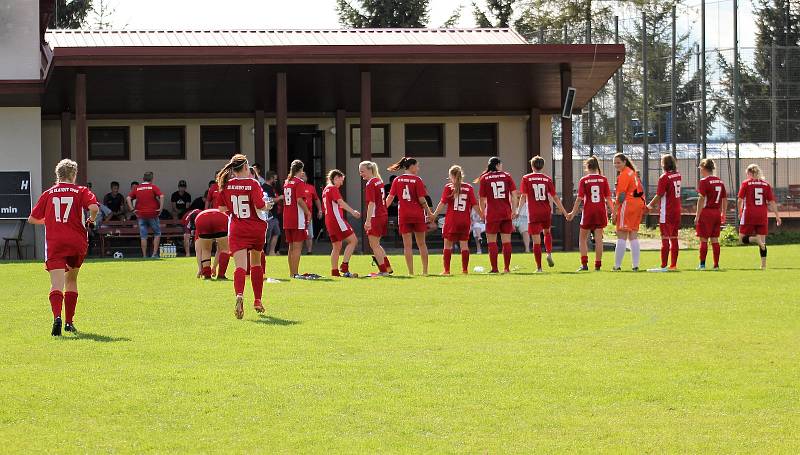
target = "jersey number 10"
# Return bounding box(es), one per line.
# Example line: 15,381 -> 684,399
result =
230,195 -> 251,218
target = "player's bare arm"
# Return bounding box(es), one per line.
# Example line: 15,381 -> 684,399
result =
695,194 -> 706,225
336,198 -> 360,219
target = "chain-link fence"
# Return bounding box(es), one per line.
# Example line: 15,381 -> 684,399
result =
542,1 -> 800,217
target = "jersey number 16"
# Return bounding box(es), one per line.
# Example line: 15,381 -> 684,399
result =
230,195 -> 251,218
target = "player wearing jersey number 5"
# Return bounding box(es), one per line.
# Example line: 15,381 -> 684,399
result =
611,153 -> 646,271
518,156 -> 568,273
567,156 -> 614,271
430,165 -> 480,275
28,159 -> 99,336
646,155 -> 683,271
737,164 -> 781,269
217,155 -> 272,319
322,170 -> 361,277
385,157 -> 434,275
695,159 -> 727,270
476,157 -> 518,273
359,161 -> 393,275
283,160 -> 313,279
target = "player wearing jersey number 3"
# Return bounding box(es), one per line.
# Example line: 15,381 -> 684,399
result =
738,164 -> 781,269
322,170 -> 361,277
430,165 -> 480,275
476,157 -> 518,273
28,159 -> 99,336
385,157 -> 434,275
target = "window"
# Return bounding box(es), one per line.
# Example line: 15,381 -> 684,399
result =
459,123 -> 498,156
201,125 -> 240,160
145,126 -> 185,160
404,124 -> 444,157
350,124 -> 390,157
88,127 -> 129,160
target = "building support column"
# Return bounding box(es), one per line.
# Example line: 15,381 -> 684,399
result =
60,111 -> 71,159
254,109 -> 265,170
335,109 -> 347,199
75,73 -> 87,186
560,64 -> 574,251
527,108 -> 541,163
276,72 -> 288,180
360,71 -> 372,252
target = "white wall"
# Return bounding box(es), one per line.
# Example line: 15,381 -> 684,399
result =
0,0 -> 39,80
0,107 -> 42,258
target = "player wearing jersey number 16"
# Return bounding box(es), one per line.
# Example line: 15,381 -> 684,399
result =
322,170 -> 361,277
737,163 -> 781,269
28,159 -> 99,336
430,165 -> 480,275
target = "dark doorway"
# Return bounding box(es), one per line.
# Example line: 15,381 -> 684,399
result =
269,125 -> 326,192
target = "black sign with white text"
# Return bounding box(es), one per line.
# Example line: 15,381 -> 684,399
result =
0,171 -> 32,219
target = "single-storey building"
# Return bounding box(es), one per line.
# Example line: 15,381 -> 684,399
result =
0,0 -> 624,257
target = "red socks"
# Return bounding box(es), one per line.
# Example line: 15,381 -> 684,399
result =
340,262 -> 349,273
202,265 -> 212,279
699,241 -> 708,264
502,242 -> 512,271
383,257 -> 392,272
443,248 -> 452,274
250,265 -> 264,301
712,242 -> 721,267
595,260 -> 602,270
670,238 -> 679,268
533,244 -> 542,269
544,233 -> 553,254
461,250 -> 470,273
49,290 -> 63,319
488,243 -> 499,272
377,262 -> 387,273
332,269 -> 341,276
581,255 -> 588,267
660,239 -> 670,268
234,268 -> 246,296
218,252 -> 230,277
64,291 -> 77,323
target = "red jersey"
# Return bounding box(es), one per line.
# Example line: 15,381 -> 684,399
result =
738,178 -> 774,225
577,174 -> 610,215
698,175 -> 727,211
302,182 -> 319,213
207,182 -> 220,209
128,182 -> 163,219
282,176 -> 308,229
322,185 -> 350,230
365,177 -> 388,218
389,174 -> 427,224
182,208 -> 201,229
656,171 -> 682,223
478,171 -> 517,222
520,172 -> 556,222
219,177 -> 266,230
31,183 -> 98,252
441,182 -> 477,235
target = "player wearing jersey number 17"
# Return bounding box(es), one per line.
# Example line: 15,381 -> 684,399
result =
385,157 -> 434,275
646,155 -> 683,271
567,156 -> 614,271
476,157 -> 519,273
695,159 -> 727,270
737,164 -> 781,269
28,159 -> 99,336
216,154 -> 272,319
322,170 -> 361,277
518,156 -> 568,273
430,165 -> 480,275
359,161 -> 393,275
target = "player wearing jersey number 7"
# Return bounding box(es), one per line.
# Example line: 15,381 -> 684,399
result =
646,155 -> 683,271
385,157 -> 434,275
611,153 -> 646,271
322,170 -> 361,277
430,165 -> 480,275
566,156 -> 614,271
359,161 -> 392,275
28,159 -> 99,336
737,163 -> 782,269
476,157 -> 519,273
518,156 -> 568,273
694,158 -> 727,270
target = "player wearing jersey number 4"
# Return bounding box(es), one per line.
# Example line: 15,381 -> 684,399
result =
694,159 -> 727,270
385,157 -> 434,275
567,157 -> 614,271
28,159 -> 99,336
518,156 -> 568,273
646,155 -> 683,271
430,165 -> 480,275
737,164 -> 781,269
476,157 -> 518,273
322,170 -> 361,277
359,161 -> 393,275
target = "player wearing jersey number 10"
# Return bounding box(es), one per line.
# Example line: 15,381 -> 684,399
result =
737,163 -> 781,269
567,156 -> 614,271
476,157 -> 519,273
322,170 -> 361,277
217,154 -> 272,319
28,159 -> 99,336
385,157 -> 434,275
695,158 -> 727,270
430,165 -> 480,275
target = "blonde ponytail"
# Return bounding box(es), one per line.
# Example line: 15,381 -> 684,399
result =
449,165 -> 463,196
216,154 -> 249,189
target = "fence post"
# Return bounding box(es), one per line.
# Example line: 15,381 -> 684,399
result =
771,42 -> 777,187
700,0 -> 707,158
734,0 -> 740,188
671,6 -> 677,158
586,6 -> 593,157
615,16 -> 623,155
642,12 -> 650,200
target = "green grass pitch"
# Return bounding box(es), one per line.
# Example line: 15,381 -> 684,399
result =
1,245 -> 799,453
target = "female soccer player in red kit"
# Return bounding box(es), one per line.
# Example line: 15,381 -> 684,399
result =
217,154 -> 271,319
695,159 -> 727,270
359,161 -> 393,275
518,156 -> 568,272
430,165 -> 480,275
476,157 -> 518,273
385,157 -> 434,275
567,156 -> 614,271
646,154 -> 683,271
28,159 -> 99,336
738,163 -> 781,269
186,208 -> 231,279
283,160 -> 313,279
322,169 -> 361,277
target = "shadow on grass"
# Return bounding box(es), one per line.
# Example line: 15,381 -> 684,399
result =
254,315 -> 301,326
60,332 -> 132,342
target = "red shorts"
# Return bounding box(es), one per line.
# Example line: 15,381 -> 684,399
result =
659,222 -> 680,238
444,231 -> 470,242
486,219 -> 513,235
696,210 -> 722,238
45,242 -> 87,271
399,222 -> 427,234
740,223 -> 768,236
580,210 -> 607,231
228,222 -> 266,253
366,216 -> 388,238
195,211 -> 228,237
284,228 -> 308,243
527,218 -> 552,235
328,226 -> 354,243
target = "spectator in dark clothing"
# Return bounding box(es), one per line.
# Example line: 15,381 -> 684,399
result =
170,179 -> 192,219
102,181 -> 126,221
262,170 -> 284,255
189,191 -> 207,211
128,181 -> 139,220
385,174 -> 399,218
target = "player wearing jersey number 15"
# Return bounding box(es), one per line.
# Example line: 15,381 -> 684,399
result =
28,159 -> 99,336
430,165 -> 480,275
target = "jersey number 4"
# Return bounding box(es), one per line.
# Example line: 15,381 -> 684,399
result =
230,195 -> 251,218
491,181 -> 506,199
402,186 -> 412,201
51,197 -> 74,223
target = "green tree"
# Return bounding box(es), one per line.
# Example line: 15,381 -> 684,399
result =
51,0 -> 93,29
335,0 -> 430,28
473,0 -> 516,28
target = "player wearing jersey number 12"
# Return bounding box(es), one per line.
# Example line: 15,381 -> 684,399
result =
322,170 -> 361,277
430,165 -> 480,275
28,159 -> 99,336
476,157 -> 519,273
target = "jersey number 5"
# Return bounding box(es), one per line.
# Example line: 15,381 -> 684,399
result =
52,197 -> 74,223
230,195 -> 251,218
754,187 -> 764,205
491,181 -> 506,199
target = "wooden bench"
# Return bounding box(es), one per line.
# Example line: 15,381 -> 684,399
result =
97,219 -> 186,256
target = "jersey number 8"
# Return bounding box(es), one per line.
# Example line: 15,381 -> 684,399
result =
230,195 -> 251,218
590,186 -> 601,203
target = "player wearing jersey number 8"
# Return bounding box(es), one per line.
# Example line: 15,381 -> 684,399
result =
566,157 -> 614,271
